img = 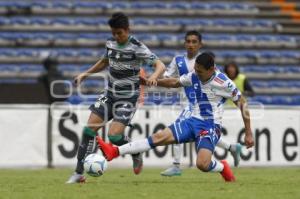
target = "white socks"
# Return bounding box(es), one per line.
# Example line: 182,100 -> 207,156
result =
216,137 -> 231,150
173,144 -> 182,165
209,160 -> 224,172
118,139 -> 151,155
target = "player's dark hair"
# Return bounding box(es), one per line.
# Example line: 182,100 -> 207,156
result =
185,30 -> 202,42
108,12 -> 129,29
224,61 -> 239,77
195,52 -> 215,70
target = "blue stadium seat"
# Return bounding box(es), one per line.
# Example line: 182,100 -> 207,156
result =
83,80 -> 105,88
235,34 -> 255,42
290,96 -> 300,105
260,51 -> 280,58
277,35 -> 294,42
73,2 -> 108,9
51,18 -> 73,25
4,2 -> 29,8
269,81 -> 288,88
131,2 -> 166,9
55,33 -> 76,40
189,2 -> 209,10
111,2 -> 129,9
17,49 -> 36,57
169,2 -> 189,9
251,81 -> 270,88
0,78 -> 37,84
20,64 -> 44,72
0,49 -> 15,56
230,3 -> 256,10
271,96 -> 290,105
285,66 -> 300,73
133,18 -> 150,25
280,51 -> 300,59
153,19 -> 171,26
78,33 -> 109,40
0,18 -> 10,25
0,64 -> 19,72
240,66 -> 270,73
31,18 -> 50,25
31,2 -> 48,8
209,3 -> 228,10
58,65 -> 75,72
256,35 -> 274,42
50,2 -> 72,9
10,17 -> 30,25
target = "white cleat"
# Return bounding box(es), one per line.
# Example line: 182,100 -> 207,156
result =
65,173 -> 86,184
161,166 -> 182,176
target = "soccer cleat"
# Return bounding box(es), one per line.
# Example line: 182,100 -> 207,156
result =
160,166 -> 182,176
220,160 -> 236,182
230,143 -> 242,167
65,173 -> 86,184
96,136 -> 119,161
132,153 -> 143,175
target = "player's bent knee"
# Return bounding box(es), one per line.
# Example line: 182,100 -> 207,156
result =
151,128 -> 175,146
196,159 -> 211,172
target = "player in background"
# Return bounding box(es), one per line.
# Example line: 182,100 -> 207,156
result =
97,52 -> 254,182
66,12 -> 165,184
161,31 -> 242,177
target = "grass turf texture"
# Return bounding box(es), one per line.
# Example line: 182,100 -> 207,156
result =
0,168 -> 299,199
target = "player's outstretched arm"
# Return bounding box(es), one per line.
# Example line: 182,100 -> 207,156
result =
234,96 -> 254,148
74,58 -> 109,86
147,59 -> 166,86
157,77 -> 182,88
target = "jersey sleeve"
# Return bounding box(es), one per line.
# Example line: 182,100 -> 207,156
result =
135,43 -> 158,66
101,40 -> 111,60
179,72 -> 193,87
164,57 -> 179,77
215,78 -> 242,102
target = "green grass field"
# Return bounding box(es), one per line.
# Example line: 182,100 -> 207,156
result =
1,167 -> 300,199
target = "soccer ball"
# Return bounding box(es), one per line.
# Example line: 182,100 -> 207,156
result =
83,153 -> 108,177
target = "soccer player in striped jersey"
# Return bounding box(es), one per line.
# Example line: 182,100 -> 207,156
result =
66,12 -> 165,184
97,52 -> 254,182
161,31 -> 242,177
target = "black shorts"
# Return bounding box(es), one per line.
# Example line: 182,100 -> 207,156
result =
89,92 -> 138,126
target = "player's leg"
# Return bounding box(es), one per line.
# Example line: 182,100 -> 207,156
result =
217,137 -> 242,167
160,144 -> 182,176
97,118 -> 192,161
107,121 -> 143,175
108,101 -> 144,174
66,94 -> 112,184
66,112 -> 104,184
97,127 -> 177,160
196,137 -> 235,182
161,107 -> 191,176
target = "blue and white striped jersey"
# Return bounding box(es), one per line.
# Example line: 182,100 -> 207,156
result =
179,70 -> 241,125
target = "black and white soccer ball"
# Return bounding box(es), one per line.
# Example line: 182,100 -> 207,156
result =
84,153 -> 108,177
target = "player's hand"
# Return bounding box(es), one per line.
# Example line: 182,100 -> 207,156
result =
146,76 -> 157,86
74,73 -> 87,87
244,130 -> 254,149
139,76 -> 147,86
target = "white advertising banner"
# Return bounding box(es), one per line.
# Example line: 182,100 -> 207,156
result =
219,109 -> 300,167
1,105 -> 299,168
51,105 -> 300,167
0,105 -> 48,168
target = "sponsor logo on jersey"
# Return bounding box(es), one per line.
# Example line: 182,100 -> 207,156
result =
214,77 -> 224,84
